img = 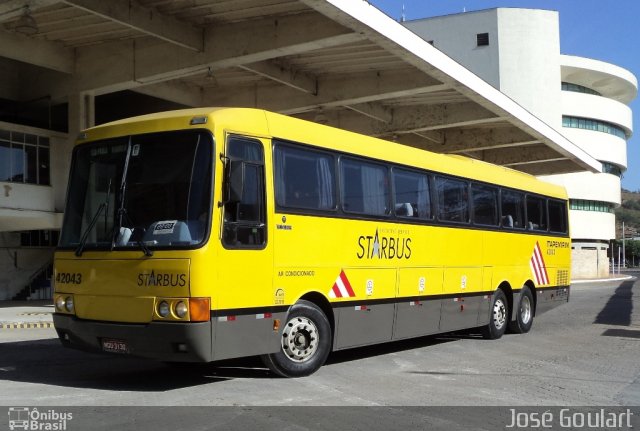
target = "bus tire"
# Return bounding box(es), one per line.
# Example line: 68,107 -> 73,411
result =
482,289 -> 508,340
261,300 -> 332,378
508,287 -> 534,334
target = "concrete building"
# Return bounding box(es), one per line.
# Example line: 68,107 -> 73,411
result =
0,1 -> 603,300
405,8 -> 637,279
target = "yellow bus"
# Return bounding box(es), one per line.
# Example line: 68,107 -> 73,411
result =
53,108 -> 571,377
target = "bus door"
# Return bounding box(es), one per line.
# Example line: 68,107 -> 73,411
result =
213,135 -> 279,360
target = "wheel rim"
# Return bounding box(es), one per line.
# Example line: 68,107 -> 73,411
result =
520,295 -> 532,324
493,298 -> 507,330
281,316 -> 319,363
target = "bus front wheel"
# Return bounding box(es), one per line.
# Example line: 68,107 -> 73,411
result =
482,289 -> 508,340
261,300 -> 332,378
508,286 -> 534,334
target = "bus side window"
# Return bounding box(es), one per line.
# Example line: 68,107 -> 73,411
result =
501,190 -> 524,228
548,200 -> 568,233
435,176 -> 469,223
471,183 -> 498,226
222,137 -> 266,248
341,158 -> 390,216
392,168 -> 432,219
273,142 -> 336,211
526,196 -> 547,231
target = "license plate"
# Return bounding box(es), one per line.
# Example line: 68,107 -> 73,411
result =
102,338 -> 129,354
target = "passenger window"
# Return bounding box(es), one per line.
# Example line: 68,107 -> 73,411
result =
472,184 -> 498,226
341,158 -> 390,216
435,177 -> 469,223
548,200 -> 568,233
392,168 -> 432,219
501,190 -> 525,229
526,196 -> 547,231
222,137 -> 266,248
274,143 -> 336,211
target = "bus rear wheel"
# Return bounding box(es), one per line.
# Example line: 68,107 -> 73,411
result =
482,289 -> 508,340
261,300 -> 332,378
508,286 -> 534,334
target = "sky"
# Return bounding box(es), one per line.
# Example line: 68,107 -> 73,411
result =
369,0 -> 640,191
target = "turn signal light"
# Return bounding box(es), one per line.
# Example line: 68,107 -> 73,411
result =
189,298 -> 210,322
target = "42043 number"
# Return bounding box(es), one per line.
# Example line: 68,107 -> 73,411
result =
56,272 -> 82,285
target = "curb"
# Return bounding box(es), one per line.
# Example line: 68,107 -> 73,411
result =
0,322 -> 54,330
572,275 -> 635,284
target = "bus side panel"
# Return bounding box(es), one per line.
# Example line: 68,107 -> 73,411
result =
481,231 -> 532,326
333,304 -> 395,350
432,226 -> 485,332
333,268 -> 396,350
535,286 -> 570,315
439,267 -> 484,332
211,311 -> 286,361
477,266 -> 494,326
393,267 -> 443,340
535,238 -> 571,315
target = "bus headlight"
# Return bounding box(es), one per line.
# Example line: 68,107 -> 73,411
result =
175,301 -> 188,318
55,295 -> 75,314
64,296 -> 75,313
55,296 -> 66,311
157,301 -> 170,318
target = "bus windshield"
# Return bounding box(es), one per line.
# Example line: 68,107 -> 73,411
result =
59,130 -> 213,252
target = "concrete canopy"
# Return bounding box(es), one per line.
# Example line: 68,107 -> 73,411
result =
0,0 -> 601,175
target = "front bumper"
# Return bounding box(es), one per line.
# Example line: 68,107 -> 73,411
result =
53,313 -> 213,362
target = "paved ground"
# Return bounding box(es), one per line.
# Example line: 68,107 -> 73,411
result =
0,278 -> 638,429
0,300 -> 54,329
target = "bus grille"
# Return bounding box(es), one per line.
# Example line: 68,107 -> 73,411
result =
557,270 -> 569,286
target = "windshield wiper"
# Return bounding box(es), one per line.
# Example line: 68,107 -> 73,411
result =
75,202 -> 107,257
111,139 -> 131,251
75,178 -> 112,257
110,140 -> 153,257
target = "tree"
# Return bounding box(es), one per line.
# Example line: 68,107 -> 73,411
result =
614,239 -> 640,267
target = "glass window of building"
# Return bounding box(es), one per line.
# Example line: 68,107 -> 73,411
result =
561,82 -> 602,96
476,33 -> 489,46
569,199 -> 614,213
0,130 -> 50,185
562,116 -> 627,139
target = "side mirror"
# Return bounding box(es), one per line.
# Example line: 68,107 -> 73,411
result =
225,159 -> 245,204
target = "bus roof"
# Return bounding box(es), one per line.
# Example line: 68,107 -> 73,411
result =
81,107 -> 568,199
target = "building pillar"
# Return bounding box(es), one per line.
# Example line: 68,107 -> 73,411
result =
69,92 -> 95,135
54,93 -> 95,212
